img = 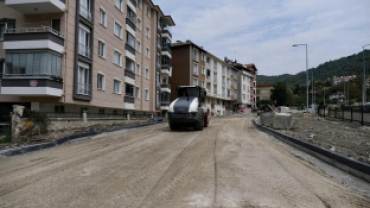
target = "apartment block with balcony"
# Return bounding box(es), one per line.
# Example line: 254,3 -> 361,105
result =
0,0 -> 174,122
170,40 -> 235,116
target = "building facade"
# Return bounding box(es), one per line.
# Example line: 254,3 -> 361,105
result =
170,40 -> 236,116
0,0 -> 174,122
256,82 -> 274,103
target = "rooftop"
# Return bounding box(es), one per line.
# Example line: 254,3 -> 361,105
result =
257,82 -> 273,88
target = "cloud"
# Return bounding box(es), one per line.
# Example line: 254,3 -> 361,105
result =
154,0 -> 370,76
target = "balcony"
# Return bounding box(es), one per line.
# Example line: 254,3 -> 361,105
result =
160,83 -> 171,93
161,29 -> 172,39
77,82 -> 91,95
3,27 -> 64,54
78,43 -> 92,58
161,44 -> 172,58
161,67 -> 172,76
124,95 -> 135,110
5,0 -> 65,14
124,69 -> 135,85
126,17 -> 136,31
160,101 -> 170,111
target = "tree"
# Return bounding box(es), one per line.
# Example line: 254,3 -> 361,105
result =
286,88 -> 294,106
293,84 -> 301,95
271,81 -> 288,106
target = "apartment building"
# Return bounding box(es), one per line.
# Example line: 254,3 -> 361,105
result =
0,0 -> 174,122
225,58 -> 257,111
256,82 -> 274,103
170,40 -> 236,116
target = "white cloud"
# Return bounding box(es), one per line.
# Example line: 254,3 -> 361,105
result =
154,0 -> 370,76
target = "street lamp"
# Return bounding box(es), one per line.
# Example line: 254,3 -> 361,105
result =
363,44 -> 370,105
293,44 -> 309,113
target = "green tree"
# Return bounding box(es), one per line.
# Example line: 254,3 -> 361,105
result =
286,88 -> 294,106
271,81 -> 288,106
293,84 -> 301,95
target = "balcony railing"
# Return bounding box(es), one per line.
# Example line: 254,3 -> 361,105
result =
77,82 -> 91,95
161,83 -> 171,89
125,69 -> 135,79
125,95 -> 135,104
160,101 -> 170,107
79,4 -> 93,22
78,43 -> 92,58
6,26 -> 63,38
3,74 -> 63,81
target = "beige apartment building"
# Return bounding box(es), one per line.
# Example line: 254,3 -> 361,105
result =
0,0 -> 174,122
256,82 -> 274,103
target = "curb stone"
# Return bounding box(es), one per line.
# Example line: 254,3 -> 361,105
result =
0,121 -> 166,157
252,119 -> 370,183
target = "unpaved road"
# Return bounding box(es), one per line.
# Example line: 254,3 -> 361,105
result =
0,115 -> 369,208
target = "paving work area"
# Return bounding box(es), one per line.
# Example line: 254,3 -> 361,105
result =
0,115 -> 370,207
283,115 -> 370,164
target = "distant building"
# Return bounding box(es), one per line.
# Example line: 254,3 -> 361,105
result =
256,82 -> 274,103
332,75 -> 357,85
330,92 -> 344,101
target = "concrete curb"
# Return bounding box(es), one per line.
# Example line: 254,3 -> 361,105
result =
252,119 -> 370,183
0,121 -> 166,157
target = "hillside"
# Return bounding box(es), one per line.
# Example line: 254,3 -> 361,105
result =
257,50 -> 370,86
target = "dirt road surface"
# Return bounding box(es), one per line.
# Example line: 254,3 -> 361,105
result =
0,115 -> 369,208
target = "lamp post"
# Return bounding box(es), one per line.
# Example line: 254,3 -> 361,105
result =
363,44 -> 370,105
293,44 -> 309,113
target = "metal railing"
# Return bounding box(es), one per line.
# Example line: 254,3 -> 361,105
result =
77,82 -> 91,95
5,26 -> 63,38
45,112 -> 82,119
87,113 -> 128,119
79,4 -> 93,22
2,74 -> 63,81
161,83 -> 171,89
318,106 -> 370,126
78,43 -> 92,58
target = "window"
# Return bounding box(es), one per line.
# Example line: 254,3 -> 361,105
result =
78,25 -> 91,57
213,60 -> 217,69
79,0 -> 92,20
135,86 -> 140,99
126,58 -> 135,71
115,0 -> 123,12
202,81 -> 205,88
145,89 -> 149,100
243,85 -> 246,90
202,53 -> 205,61
98,40 -> 105,58
127,7 -> 136,24
213,72 -> 217,82
206,57 -> 210,63
113,79 -> 122,94
145,68 -> 149,79
146,47 -> 150,58
146,5 -> 151,18
243,94 -> 246,100
77,63 -> 90,95
222,66 -> 225,74
243,76 -> 246,81
127,32 -> 135,49
136,40 -> 141,52
138,0 -> 142,9
213,84 -> 217,94
136,63 -> 141,75
97,73 -> 105,90
54,106 -> 65,113
0,21 -> 15,40
5,51 -> 62,77
125,84 -> 134,97
137,18 -> 142,30
206,70 -> 211,79
227,89 -> 230,97
193,49 -> 198,62
114,50 -> 122,66
222,77 -> 225,85
99,8 -> 107,26
99,108 -> 105,114
193,63 -> 198,75
193,78 -> 198,86
114,21 -> 122,39
262,89 -> 268,94
200,67 -> 205,75
146,26 -> 150,38
222,88 -> 225,97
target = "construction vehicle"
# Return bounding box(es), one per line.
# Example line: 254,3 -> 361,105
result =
168,86 -> 211,131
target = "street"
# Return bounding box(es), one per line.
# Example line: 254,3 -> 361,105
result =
0,115 -> 369,208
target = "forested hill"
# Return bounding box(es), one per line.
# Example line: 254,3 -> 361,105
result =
257,50 -> 370,86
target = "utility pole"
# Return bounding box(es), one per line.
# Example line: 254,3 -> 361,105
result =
344,77 -> 346,106
312,71 -> 314,114
293,44 -> 309,113
324,87 -> 326,106
363,44 -> 370,105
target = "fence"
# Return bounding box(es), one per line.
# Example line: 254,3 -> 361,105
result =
317,106 -> 370,126
41,112 -> 165,120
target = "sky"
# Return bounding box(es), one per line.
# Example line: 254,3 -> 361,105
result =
153,0 -> 370,76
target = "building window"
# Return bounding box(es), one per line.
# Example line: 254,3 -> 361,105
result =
136,40 -> 141,53
114,21 -> 123,39
202,53 -> 205,61
146,26 -> 150,38
222,65 -> 226,74
206,70 -> 211,79
113,78 -> 122,94
136,63 -> 141,75
262,89 -> 268,94
0,21 -> 15,40
202,67 -> 205,75
99,8 -> 107,27
115,0 -> 123,12
135,86 -> 140,99
145,68 -> 149,79
146,47 -> 150,58
222,77 -> 225,85
145,89 -> 149,100
54,106 -> 65,113
206,56 -> 210,63
213,72 -> 217,82
202,81 -> 205,88
243,85 -> 246,90
193,49 -> 198,62
126,58 -> 135,71
125,83 -> 134,97
227,89 -> 230,97
97,73 -> 105,90
193,63 -> 198,75
213,60 -> 217,70
213,84 -> 217,94
127,32 -> 135,49
243,94 -> 246,100
136,18 -> 142,30
146,5 -> 151,18
77,63 -> 90,95
98,40 -> 105,58
78,25 -> 91,58
114,50 -> 122,66
193,78 -> 198,86
127,7 -> 136,24
138,0 -> 142,9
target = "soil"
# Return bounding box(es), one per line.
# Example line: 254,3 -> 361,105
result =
0,115 -> 369,207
